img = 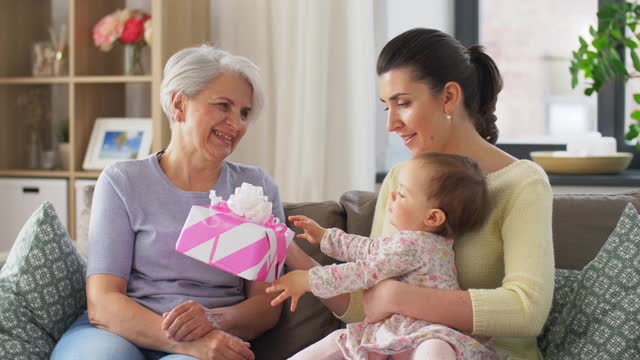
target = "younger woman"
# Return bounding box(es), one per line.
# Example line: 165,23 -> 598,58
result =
267,153 -> 498,360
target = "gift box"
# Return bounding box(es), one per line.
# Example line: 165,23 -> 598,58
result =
175,183 -> 294,282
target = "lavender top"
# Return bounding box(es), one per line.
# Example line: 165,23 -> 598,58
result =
86,155 -> 284,315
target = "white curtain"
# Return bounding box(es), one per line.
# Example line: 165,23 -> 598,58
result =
211,0 -> 376,202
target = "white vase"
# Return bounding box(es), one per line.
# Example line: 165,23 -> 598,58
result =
58,142 -> 70,170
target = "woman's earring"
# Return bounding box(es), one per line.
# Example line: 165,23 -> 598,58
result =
445,112 -> 452,122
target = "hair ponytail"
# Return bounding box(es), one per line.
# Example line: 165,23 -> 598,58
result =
468,45 -> 502,145
377,29 -> 504,145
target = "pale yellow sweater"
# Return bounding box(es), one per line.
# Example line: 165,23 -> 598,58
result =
338,160 -> 554,360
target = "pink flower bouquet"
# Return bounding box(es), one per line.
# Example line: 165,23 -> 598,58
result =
93,9 -> 151,51
175,183 -> 294,282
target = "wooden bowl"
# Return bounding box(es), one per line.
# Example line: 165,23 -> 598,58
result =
530,151 -> 633,175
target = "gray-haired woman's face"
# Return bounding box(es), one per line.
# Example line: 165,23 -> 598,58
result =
180,73 -> 253,161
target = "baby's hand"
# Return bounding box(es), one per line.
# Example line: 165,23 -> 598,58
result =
265,270 -> 311,312
288,215 -> 326,245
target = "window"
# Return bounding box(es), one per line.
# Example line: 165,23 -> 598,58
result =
376,0 -> 639,177
456,0 -> 639,168
479,0 -> 598,144
626,49 -> 640,147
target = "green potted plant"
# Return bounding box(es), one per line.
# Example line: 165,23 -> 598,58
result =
57,119 -> 70,170
570,1 -> 640,152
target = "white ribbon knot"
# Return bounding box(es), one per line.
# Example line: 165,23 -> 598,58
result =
226,183 -> 273,224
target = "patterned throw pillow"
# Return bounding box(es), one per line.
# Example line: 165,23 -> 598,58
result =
0,202 -> 87,359
538,269 -> 581,353
541,203 -> 640,359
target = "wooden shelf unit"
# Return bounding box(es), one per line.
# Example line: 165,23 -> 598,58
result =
0,77 -> 71,85
0,170 -> 71,178
0,0 -> 210,239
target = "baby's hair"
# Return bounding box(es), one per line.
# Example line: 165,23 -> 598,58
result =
411,153 -> 490,238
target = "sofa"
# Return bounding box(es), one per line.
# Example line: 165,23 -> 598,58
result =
253,190 -> 640,359
253,189 -> 640,359
1,188 -> 639,359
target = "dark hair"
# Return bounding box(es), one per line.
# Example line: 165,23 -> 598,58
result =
411,152 -> 490,238
377,28 -> 503,145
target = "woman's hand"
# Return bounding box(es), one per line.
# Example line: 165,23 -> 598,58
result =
265,270 -> 310,312
288,215 -> 326,244
362,279 -> 403,323
162,300 -> 219,342
187,329 -> 255,360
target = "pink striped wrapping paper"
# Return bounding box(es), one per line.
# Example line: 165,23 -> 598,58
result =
175,201 -> 294,282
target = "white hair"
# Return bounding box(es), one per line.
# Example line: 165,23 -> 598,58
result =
160,45 -> 265,125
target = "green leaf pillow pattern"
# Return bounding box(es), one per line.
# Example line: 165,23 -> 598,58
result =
542,203 -> 640,359
0,202 -> 86,359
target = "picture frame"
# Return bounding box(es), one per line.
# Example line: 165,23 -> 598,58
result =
82,117 -> 152,170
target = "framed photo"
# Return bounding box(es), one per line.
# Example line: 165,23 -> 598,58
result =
83,118 -> 152,170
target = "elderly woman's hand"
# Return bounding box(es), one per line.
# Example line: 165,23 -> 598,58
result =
187,329 -> 255,360
162,300 -> 220,342
362,279 -> 403,323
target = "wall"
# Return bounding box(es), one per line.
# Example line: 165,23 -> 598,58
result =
374,0 -> 454,171
207,0 -> 452,174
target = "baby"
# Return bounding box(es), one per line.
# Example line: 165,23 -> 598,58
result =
267,152 -> 498,359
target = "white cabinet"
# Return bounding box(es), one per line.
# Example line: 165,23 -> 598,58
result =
0,178 -> 68,261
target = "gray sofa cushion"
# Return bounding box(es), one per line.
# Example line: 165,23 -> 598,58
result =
340,190 -> 377,237
282,200 -> 347,266
340,189 -> 640,270
538,269 -> 581,353
0,202 -> 86,359
552,191 -> 640,270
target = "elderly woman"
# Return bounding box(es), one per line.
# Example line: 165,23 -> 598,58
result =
51,46 -> 281,360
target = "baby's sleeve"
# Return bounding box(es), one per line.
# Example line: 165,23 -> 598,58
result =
309,232 -> 424,298
320,228 -> 377,262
